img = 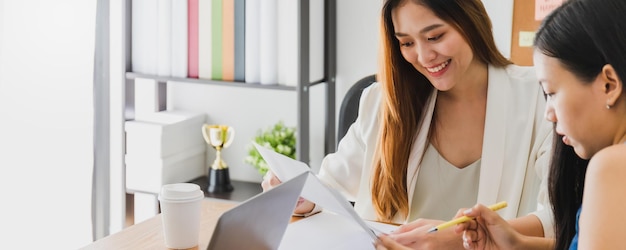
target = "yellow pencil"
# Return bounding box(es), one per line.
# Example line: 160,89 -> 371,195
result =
427,201 -> 508,233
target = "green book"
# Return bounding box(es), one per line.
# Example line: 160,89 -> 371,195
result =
211,0 -> 223,80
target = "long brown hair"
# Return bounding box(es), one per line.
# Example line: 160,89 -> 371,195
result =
372,0 -> 511,222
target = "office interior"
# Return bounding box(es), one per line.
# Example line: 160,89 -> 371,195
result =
0,0 -> 537,248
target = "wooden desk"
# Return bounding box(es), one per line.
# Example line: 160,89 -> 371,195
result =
82,197 -> 392,250
125,177 -> 262,227
83,199 -> 238,250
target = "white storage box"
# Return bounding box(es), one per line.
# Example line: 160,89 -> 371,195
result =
125,110 -> 207,158
126,145 -> 206,194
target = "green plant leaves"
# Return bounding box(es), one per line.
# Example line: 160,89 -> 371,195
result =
244,121 -> 296,175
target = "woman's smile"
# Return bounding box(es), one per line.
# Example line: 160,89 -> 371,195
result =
425,59 -> 451,76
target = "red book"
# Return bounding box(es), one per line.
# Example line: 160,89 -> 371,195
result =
188,0 -> 199,78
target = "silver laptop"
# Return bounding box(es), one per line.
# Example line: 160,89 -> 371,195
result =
207,172 -> 308,250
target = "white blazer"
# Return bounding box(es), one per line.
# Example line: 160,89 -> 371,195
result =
318,65 -> 555,237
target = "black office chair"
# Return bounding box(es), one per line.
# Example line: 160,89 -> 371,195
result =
337,74 -> 377,145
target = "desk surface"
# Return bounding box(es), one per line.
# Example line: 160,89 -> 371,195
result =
81,199 -> 398,250
82,199 -> 238,250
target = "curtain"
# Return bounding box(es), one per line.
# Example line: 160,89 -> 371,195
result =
92,0 -> 110,241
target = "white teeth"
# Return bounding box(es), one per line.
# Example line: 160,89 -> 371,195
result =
426,60 -> 450,73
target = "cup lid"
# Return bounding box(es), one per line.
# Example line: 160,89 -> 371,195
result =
159,183 -> 204,201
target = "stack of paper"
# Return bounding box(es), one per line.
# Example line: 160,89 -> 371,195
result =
253,143 -> 399,249
125,110 -> 207,194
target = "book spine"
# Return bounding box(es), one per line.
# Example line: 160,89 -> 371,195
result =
187,0 -> 199,78
259,0 -> 278,85
211,0 -> 224,80
221,0 -> 235,81
277,0 -> 298,86
233,0 -> 246,82
157,0 -> 172,77
198,0 -> 212,79
131,0 -> 159,75
171,0 -> 188,78
244,0 -> 260,83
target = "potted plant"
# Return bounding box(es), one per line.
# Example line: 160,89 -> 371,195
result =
245,121 -> 296,175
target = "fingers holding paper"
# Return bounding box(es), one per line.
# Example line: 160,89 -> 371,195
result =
261,171 -> 316,215
261,171 -> 281,191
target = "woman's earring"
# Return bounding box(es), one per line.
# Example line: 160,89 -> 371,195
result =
606,103 -> 612,109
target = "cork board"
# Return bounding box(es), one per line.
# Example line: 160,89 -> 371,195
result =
510,0 -> 541,66
510,0 -> 566,66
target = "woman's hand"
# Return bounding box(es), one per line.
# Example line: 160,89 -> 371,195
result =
260,170 -> 281,191
374,234 -> 413,250
261,171 -> 315,214
454,204 -> 522,250
385,218 -> 463,249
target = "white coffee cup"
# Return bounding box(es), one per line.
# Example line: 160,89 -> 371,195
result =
158,183 -> 204,249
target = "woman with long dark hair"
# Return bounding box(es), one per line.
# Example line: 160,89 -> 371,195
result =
415,0 -> 626,249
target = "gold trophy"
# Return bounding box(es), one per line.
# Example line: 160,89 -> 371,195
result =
202,124 -> 235,193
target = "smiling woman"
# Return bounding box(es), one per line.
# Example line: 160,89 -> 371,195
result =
0,0 -> 97,248
263,0 -> 555,249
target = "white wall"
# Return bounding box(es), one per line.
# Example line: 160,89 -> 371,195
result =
163,0 -> 513,183
483,0 -> 514,59
335,0 -> 383,103
0,0 -> 96,248
167,84 -> 301,182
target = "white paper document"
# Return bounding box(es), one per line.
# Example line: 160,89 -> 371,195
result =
279,211 -> 397,250
254,142 -> 310,181
253,143 -> 399,247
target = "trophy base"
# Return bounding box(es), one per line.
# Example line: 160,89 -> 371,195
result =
207,168 -> 234,193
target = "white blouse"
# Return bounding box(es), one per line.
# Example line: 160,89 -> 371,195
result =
409,144 -> 481,221
318,65 -> 554,237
